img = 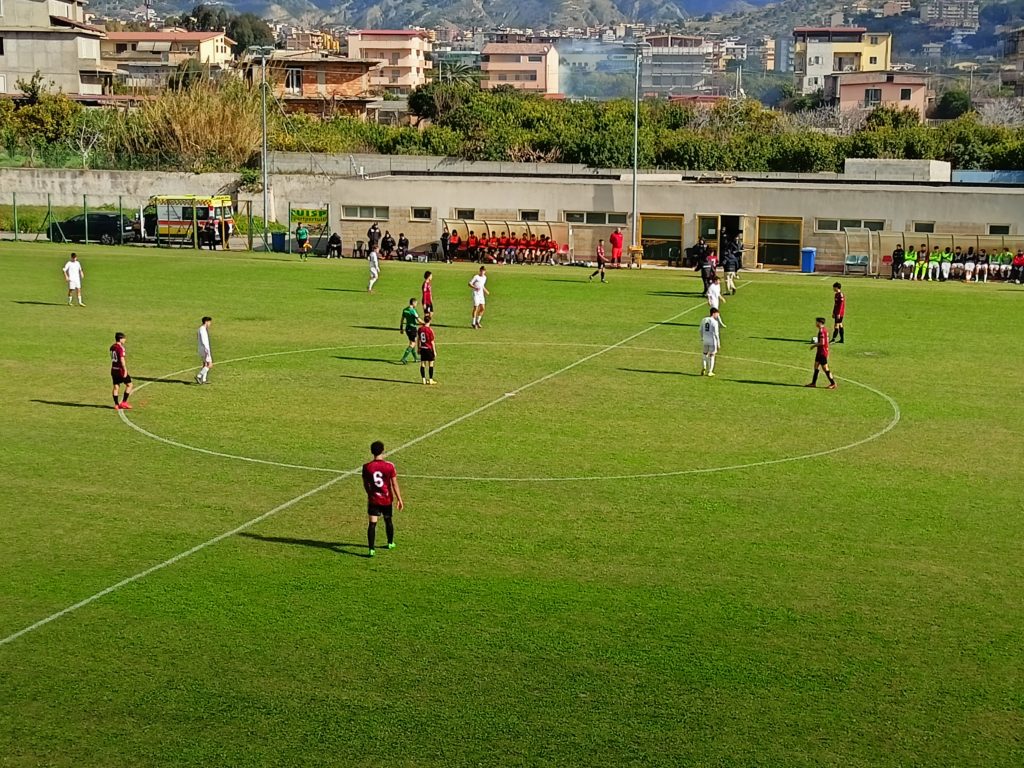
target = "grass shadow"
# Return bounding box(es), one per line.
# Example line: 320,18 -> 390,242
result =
729,379 -> 806,388
338,374 -> 417,386
655,321 -> 700,327
319,288 -> 367,293
13,300 -> 65,306
619,367 -> 702,377
542,278 -> 589,283
751,336 -> 812,344
238,532 -> 371,558
31,399 -> 113,409
135,376 -> 191,385
647,290 -> 705,297
334,354 -> 399,364
351,325 -> 398,332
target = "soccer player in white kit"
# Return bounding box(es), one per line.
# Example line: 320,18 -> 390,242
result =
469,266 -> 489,329
706,275 -> 726,312
196,316 -> 213,384
367,248 -> 381,292
699,307 -> 726,377
62,252 -> 85,306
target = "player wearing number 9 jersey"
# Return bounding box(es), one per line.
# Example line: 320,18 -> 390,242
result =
361,440 -> 404,557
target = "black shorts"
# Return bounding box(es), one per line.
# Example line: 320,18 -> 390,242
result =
419,348 -> 435,362
423,302 -> 433,314
405,327 -> 417,342
834,314 -> 844,323
815,353 -> 829,367
111,371 -> 132,386
367,502 -> 392,518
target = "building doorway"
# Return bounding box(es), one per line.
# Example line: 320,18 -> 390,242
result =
696,213 -> 753,257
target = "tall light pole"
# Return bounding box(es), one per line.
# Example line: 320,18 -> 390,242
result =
248,45 -> 274,250
629,41 -> 651,251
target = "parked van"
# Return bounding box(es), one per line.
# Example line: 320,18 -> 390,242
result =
138,195 -> 235,242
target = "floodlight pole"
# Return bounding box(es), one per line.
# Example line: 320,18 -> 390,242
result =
630,41 -> 650,250
249,45 -> 274,251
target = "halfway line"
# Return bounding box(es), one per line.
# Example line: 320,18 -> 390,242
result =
0,295 -> 716,648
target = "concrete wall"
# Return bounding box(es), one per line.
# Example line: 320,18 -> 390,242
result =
0,168 -> 241,208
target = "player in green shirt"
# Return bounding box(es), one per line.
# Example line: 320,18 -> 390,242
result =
399,298 -> 421,364
939,247 -> 953,281
999,248 -> 1014,279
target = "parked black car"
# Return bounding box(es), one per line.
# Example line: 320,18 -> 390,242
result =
48,213 -> 135,245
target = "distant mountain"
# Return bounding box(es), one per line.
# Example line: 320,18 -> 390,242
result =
102,0 -> 778,29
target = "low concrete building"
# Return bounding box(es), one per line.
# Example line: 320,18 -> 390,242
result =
0,0 -> 112,96
825,71 -> 929,116
480,43 -> 559,94
101,30 -> 236,88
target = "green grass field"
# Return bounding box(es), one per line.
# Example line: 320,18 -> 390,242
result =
1,242 -> 1022,767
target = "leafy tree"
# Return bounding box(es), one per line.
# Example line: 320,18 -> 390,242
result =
935,90 -> 972,120
864,105 -> 920,130
226,14 -> 275,55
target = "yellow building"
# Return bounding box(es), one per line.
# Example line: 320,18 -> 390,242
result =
792,27 -> 892,95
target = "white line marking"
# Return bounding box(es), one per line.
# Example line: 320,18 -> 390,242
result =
1,297 -> 715,648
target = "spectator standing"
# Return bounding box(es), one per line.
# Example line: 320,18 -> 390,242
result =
720,247 -> 739,294
366,223 -> 382,253
609,227 -> 624,268
440,227 -> 450,262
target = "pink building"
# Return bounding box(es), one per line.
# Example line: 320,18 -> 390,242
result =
480,43 -> 559,94
346,30 -> 432,95
825,71 -> 929,116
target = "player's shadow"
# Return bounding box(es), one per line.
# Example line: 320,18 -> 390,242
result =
31,399 -> 112,409
334,354 -> 399,364
238,532 -> 371,558
729,379 -> 805,388
647,290 -> 705,297
751,336 -> 810,344
619,368 -> 702,377
543,278 -> 588,283
134,376 -> 191,385
319,288 -> 366,293
655,321 -> 699,327
338,373 -> 418,385
13,300 -> 64,306
350,325 -> 396,332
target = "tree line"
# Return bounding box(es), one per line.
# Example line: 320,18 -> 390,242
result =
0,78 -> 1021,174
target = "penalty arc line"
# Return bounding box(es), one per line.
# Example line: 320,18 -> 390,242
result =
0,294 -> 719,649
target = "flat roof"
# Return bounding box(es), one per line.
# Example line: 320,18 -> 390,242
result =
105,31 -> 235,44
793,27 -> 868,34
355,30 -> 428,37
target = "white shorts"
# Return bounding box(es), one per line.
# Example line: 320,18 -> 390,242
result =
199,352 -> 212,365
965,263 -> 975,272
68,279 -> 81,290
702,342 -> 719,355
369,267 -> 379,279
473,293 -> 486,307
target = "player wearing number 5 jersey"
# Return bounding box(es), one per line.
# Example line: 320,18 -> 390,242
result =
362,440 -> 404,557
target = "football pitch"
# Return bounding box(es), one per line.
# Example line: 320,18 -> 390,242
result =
1,243 -> 1021,767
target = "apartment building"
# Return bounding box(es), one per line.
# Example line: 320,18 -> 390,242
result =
0,0 -> 112,95
480,42 -> 559,94
346,29 -> 431,95
101,30 -> 235,88
825,71 -> 929,116
641,34 -> 714,96
1009,27 -> 1024,96
244,50 -> 379,117
919,1 -> 980,31
793,27 -> 892,95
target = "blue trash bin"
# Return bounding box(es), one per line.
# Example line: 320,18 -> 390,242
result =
271,231 -> 286,253
800,247 -> 816,273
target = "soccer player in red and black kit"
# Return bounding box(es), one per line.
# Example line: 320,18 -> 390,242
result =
418,314 -> 437,385
421,270 -> 433,315
831,282 -> 846,344
109,332 -> 134,410
361,440 -> 404,557
806,317 -> 837,389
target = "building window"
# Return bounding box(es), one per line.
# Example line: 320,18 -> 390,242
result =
285,68 -> 302,94
528,73 -> 537,81
900,88 -> 911,100
988,224 -> 1011,235
527,55 -> 543,62
498,73 -> 507,81
519,210 -> 540,221
411,207 -> 432,221
864,88 -> 882,105
870,36 -> 879,45
816,218 -> 885,232
455,208 -> 475,220
913,222 -> 935,233
115,43 -> 127,54
342,205 -> 389,220
869,56 -> 877,65
564,211 -> 628,225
